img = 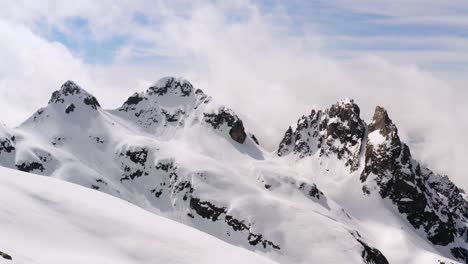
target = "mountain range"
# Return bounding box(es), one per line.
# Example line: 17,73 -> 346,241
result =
0,77 -> 466,264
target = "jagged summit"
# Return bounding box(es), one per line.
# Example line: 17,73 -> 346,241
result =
363,106 -> 468,261
278,98 -> 366,171
368,106 -> 399,139
48,80 -> 101,111
335,97 -> 357,107
278,99 -> 468,261
48,80 -> 81,103
3,78 -> 467,263
366,106 -> 402,158
20,81 -> 103,126
119,77 -> 208,110
147,77 -> 198,97
115,77 -> 250,144
330,98 -> 361,118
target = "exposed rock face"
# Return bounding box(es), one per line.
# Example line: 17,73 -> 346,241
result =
116,148 -> 281,251
229,120 -> 247,144
203,108 -> 247,144
278,99 -> 366,171
147,76 -> 195,97
116,77 -> 248,144
0,127 -> 16,168
279,100 -> 468,261
356,238 -> 389,264
0,250 -> 12,260
188,197 -> 280,250
117,147 -> 150,182
4,78 -> 465,263
16,161 -> 45,173
361,106 -> 468,261
0,135 -> 15,155
49,80 -> 101,110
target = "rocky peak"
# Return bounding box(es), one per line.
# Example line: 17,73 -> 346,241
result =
203,108 -> 247,144
328,99 -> 362,129
365,106 -> 404,170
278,98 -> 366,172
48,80 -> 101,111
329,98 -> 361,118
323,99 -> 365,149
116,77 -> 250,145
368,106 -> 399,142
280,100 -> 468,261
119,77 -> 208,111
361,107 -> 468,261
147,77 -> 203,98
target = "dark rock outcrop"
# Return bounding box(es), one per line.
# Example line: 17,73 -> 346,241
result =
203,108 -> 247,144
189,197 -> 280,250
147,77 -> 194,97
65,104 -> 75,114
356,239 -> 389,264
0,136 -> 15,154
279,99 -> 468,261
278,99 -> 366,171
118,148 -> 150,182
16,161 -> 45,173
229,120 -> 247,144
48,80 -> 101,110
149,159 -> 280,251
361,106 -> 468,260
0,250 -> 11,260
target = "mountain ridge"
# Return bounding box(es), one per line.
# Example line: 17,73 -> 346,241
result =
278,98 -> 468,262
0,77 -> 464,264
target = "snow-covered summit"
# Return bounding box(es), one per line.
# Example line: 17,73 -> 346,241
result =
280,100 -> 468,262
148,76 -> 199,97
120,77 -> 208,111
362,106 -> 468,260
20,80 -> 103,128
0,81 -> 396,264
116,77 -> 249,144
48,80 -> 101,111
278,98 -> 366,172
0,80 -> 465,264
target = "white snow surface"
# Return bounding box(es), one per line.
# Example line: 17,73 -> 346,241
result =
0,166 -> 277,264
368,130 -> 386,145
0,78 -> 462,264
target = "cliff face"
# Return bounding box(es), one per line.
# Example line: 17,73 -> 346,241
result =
278,99 -> 366,172
0,79 -> 391,264
279,101 -> 468,262
361,106 -> 468,260
1,78 -> 465,263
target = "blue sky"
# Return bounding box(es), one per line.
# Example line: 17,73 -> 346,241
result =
29,0 -> 468,73
1,0 -> 468,189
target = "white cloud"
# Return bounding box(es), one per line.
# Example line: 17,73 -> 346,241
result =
0,0 -> 467,190
329,0 -> 468,18
0,19 -> 88,125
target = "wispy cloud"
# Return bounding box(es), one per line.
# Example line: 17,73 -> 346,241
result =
0,0 -> 467,191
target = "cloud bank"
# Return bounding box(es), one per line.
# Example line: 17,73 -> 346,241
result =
0,0 -> 467,189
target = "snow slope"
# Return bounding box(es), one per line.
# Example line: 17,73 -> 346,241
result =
0,78 -> 465,264
278,99 -> 467,263
0,166 -> 276,264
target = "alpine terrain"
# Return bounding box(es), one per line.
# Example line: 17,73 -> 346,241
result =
0,77 -> 466,264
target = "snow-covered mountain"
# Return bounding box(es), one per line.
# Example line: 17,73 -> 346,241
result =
0,166 -> 276,264
0,78 -> 465,264
277,98 -> 468,263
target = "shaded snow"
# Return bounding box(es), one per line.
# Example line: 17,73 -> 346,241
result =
0,167 -> 276,264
